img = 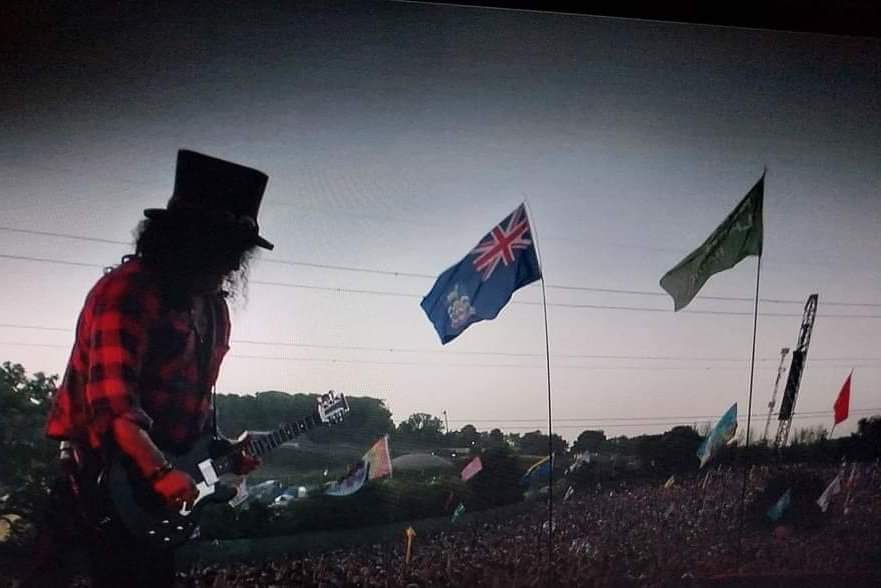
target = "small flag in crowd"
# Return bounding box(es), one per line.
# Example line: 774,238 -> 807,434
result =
327,435 -> 392,496
364,435 -> 393,480
701,470 -> 713,491
663,475 -> 676,489
816,473 -> 842,513
697,403 -> 738,469
421,203 -> 542,344
563,486 -> 575,502
520,455 -> 553,486
660,174 -> 764,311
227,476 -> 249,508
451,502 -> 465,523
326,460 -> 370,496
833,371 -> 853,427
566,451 -> 590,475
444,491 -> 456,511
405,526 -> 416,565
460,456 -> 483,482
767,488 -> 792,522
843,463 -> 860,515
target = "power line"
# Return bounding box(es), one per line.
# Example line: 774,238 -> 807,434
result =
0,324 -> 71,333
0,226 -> 130,246
447,408 -> 881,424
0,330 -> 879,365
0,254 -> 106,269
0,229 -> 878,309
247,279 -> 881,318
0,338 -> 869,426
463,411 -> 881,431
15,252 -> 879,317
4,340 -> 878,371
230,339 -> 881,363
5,253 -> 880,317
225,355 -> 879,371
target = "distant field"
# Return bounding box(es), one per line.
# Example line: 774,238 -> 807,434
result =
252,442 -> 365,485
250,441 -> 549,487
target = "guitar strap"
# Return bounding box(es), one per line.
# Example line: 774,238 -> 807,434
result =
203,294 -> 219,439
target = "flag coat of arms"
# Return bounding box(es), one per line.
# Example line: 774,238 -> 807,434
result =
460,456 -> 483,482
660,175 -> 764,311
697,403 -> 738,469
421,204 -> 542,344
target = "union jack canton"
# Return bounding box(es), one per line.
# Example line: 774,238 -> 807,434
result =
421,203 -> 542,344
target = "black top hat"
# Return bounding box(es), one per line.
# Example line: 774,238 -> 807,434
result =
144,149 -> 274,250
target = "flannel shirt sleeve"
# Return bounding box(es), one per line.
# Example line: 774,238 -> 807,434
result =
84,279 -> 154,438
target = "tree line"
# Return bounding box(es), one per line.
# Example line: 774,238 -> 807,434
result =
2,361 -> 879,544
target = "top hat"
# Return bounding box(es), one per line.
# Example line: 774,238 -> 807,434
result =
144,149 -> 274,250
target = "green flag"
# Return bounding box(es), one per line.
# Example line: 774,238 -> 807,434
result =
451,502 -> 465,523
660,175 -> 764,310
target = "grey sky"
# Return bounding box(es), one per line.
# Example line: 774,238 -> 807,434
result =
2,1 -> 879,441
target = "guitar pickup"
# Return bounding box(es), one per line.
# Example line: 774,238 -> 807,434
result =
198,459 -> 220,485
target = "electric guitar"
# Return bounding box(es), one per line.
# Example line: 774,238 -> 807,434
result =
104,390 -> 349,547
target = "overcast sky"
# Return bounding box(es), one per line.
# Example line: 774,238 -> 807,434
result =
2,1 -> 879,441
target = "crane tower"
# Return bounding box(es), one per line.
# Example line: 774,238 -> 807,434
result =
762,347 -> 790,443
774,294 -> 818,449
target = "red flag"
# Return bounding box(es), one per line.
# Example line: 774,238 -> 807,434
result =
460,456 -> 483,481
833,372 -> 852,425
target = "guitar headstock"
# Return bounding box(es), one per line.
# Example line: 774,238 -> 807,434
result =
317,390 -> 349,425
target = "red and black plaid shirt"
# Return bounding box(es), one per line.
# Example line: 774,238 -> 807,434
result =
46,258 -> 231,453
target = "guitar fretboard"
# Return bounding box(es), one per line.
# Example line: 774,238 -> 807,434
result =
246,414 -> 322,458
212,413 -> 322,476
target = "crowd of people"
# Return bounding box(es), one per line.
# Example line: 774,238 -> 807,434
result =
167,462 -> 880,587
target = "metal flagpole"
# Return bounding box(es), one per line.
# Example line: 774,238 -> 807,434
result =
737,253 -> 762,560
522,197 -> 554,574
540,275 -> 554,570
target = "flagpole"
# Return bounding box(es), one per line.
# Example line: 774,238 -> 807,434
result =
540,274 -> 554,571
737,253 -> 762,561
522,197 -> 555,574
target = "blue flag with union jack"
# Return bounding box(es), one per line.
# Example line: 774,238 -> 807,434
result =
421,203 -> 541,344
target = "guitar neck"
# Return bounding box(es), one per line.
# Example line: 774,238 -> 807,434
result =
245,412 -> 324,459
212,412 -> 324,475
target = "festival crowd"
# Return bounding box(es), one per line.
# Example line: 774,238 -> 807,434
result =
169,462 -> 880,587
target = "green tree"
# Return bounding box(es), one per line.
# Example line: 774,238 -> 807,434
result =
0,362 -> 58,531
636,426 -> 702,475
518,430 -> 568,456
395,413 -> 444,446
572,430 -> 606,453
851,415 -> 881,459
216,391 -> 394,446
468,445 -> 522,509
487,428 -> 506,448
459,424 -> 480,447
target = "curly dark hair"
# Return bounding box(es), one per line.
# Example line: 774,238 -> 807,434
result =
128,213 -> 258,309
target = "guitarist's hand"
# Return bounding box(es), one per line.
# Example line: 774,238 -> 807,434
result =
231,435 -> 261,475
234,453 -> 261,475
153,469 -> 199,509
